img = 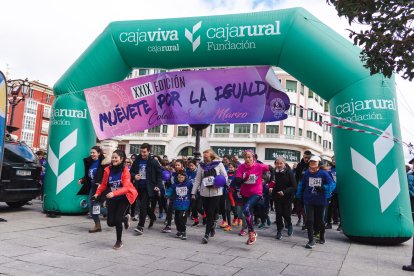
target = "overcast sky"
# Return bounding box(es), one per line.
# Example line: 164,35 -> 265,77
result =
0,0 -> 413,161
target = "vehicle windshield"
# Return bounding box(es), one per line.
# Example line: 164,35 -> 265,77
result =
3,142 -> 38,163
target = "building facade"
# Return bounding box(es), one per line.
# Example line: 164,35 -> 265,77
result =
7,80 -> 54,152
115,68 -> 334,165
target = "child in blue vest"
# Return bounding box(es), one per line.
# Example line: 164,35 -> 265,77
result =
166,171 -> 193,240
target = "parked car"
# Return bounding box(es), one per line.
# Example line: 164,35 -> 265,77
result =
0,136 -> 42,207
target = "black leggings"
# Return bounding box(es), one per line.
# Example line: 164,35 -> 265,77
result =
305,204 -> 325,242
274,198 -> 293,231
107,197 -> 130,242
191,194 -> 204,219
202,196 -> 221,236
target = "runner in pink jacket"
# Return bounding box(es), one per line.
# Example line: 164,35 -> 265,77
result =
234,150 -> 271,245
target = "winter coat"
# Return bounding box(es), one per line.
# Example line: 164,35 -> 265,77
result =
269,167 -> 297,200
96,166 -> 138,205
77,155 -> 111,195
192,161 -> 227,198
129,154 -> 162,197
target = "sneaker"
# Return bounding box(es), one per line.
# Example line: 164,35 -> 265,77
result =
132,215 -> 138,222
296,219 -> 302,226
302,225 -> 307,231
402,264 -> 414,272
161,226 -> 172,233
124,214 -> 131,230
232,218 -> 238,226
181,232 -> 187,240
275,231 -> 282,240
314,232 -> 320,240
220,221 -> 228,228
148,219 -> 156,229
191,218 -> 200,227
210,227 -> 216,237
201,235 -> 209,244
258,223 -> 266,229
287,224 -> 293,236
134,226 -> 144,235
223,225 -> 232,231
239,229 -> 247,236
266,217 -> 271,226
175,232 -> 183,238
325,223 -> 332,229
246,231 -> 257,245
305,240 -> 316,249
158,212 -> 164,219
113,241 -> 123,250
337,224 -> 342,231
319,238 -> 326,244
237,218 -> 242,226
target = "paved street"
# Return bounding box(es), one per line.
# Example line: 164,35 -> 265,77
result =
0,200 -> 412,276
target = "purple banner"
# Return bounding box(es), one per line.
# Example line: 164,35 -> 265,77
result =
84,66 -> 290,140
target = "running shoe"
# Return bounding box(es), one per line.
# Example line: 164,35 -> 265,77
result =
232,218 -> 238,226
134,226 -> 144,235
113,241 -> 123,250
201,235 -> 209,244
161,226 -> 172,233
258,223 -> 266,229
223,225 -> 232,231
192,218 -> 199,227
275,231 -> 282,240
239,229 -> 247,236
220,221 -> 228,228
287,224 -> 293,236
246,231 -> 257,245
175,232 -> 182,238
181,232 -> 187,240
305,240 -> 316,249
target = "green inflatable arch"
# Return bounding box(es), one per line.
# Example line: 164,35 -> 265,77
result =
44,8 -> 413,244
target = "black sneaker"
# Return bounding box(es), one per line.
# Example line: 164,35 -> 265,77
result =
124,214 -> 131,230
134,226 -> 144,235
275,231 -> 282,240
403,265 -> 414,272
113,241 -> 123,250
161,226 -> 172,233
202,235 -> 209,244
210,227 -> 216,237
325,223 -> 332,229
181,232 -> 187,240
305,240 -> 316,249
319,238 -> 326,244
148,219 -> 156,229
132,215 -> 138,221
337,224 -> 342,231
287,225 -> 293,236
175,232 -> 182,238
302,225 -> 307,231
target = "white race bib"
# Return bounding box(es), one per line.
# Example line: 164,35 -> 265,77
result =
202,176 -> 215,187
176,186 -> 188,197
244,174 -> 257,185
309,177 -> 322,187
92,204 -> 101,215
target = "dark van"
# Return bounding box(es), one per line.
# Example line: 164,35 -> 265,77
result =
0,139 -> 42,207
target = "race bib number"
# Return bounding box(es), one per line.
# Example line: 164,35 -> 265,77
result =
332,173 -> 337,182
139,166 -> 147,180
244,174 -> 257,185
309,177 -> 322,187
176,186 -> 188,197
202,176 -> 215,187
92,204 -> 101,215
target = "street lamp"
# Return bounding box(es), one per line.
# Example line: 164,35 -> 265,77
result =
189,124 -> 210,161
6,78 -> 31,133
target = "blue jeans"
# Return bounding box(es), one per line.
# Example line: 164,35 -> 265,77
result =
88,186 -> 100,223
242,194 -> 261,233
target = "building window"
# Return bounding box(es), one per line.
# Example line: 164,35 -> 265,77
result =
284,126 -> 295,136
148,126 -> 161,133
323,140 -> 328,148
307,131 -> 312,139
320,99 -> 324,107
24,99 -> 38,115
266,125 -> 279,134
315,95 -> 319,103
46,94 -> 51,104
234,124 -> 250,134
299,128 -> 303,136
286,80 -> 297,93
318,135 -> 322,144
177,126 -> 189,136
307,109 -> 313,120
329,141 -> 332,149
152,145 -> 166,155
130,144 -> 141,154
23,115 -> 36,130
214,124 -> 230,134
43,106 -> 51,119
300,84 -> 304,95
191,128 -> 197,137
288,104 -> 296,116
21,131 -> 34,147
313,112 -> 318,122
252,124 -> 258,133
299,106 -> 304,118
313,133 -> 317,142
41,120 -> 49,134
138,69 -> 148,76
308,90 -> 314,98
40,135 -> 48,149
28,89 -> 34,98
162,125 -> 168,133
